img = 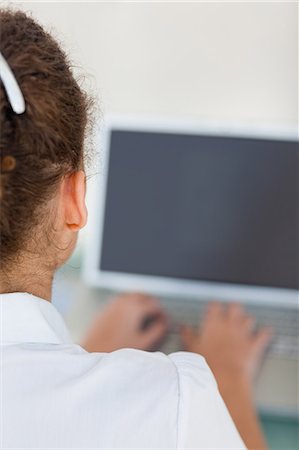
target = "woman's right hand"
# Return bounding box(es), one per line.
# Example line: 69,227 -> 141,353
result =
180,302 -> 273,389
181,302 -> 273,450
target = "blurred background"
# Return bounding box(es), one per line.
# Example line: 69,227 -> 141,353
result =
16,1 -> 297,123
12,1 -> 299,448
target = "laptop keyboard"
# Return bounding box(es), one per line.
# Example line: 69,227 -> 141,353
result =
159,299 -> 299,360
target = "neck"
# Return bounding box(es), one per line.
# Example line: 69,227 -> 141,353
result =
0,260 -> 54,301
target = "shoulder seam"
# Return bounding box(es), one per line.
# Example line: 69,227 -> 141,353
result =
168,356 -> 181,450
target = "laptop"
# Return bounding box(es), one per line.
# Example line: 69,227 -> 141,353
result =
83,117 -> 298,417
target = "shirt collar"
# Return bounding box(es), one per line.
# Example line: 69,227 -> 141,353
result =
0,292 -> 72,345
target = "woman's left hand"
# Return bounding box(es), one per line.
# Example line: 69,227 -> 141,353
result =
81,293 -> 169,353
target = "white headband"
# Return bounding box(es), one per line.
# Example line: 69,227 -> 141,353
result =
0,52 -> 25,114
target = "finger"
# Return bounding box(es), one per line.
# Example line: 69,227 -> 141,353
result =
125,291 -> 161,308
252,327 -> 274,356
132,292 -> 161,305
206,301 -> 224,318
227,302 -> 245,320
180,325 -> 195,349
140,318 -> 168,350
136,297 -> 167,318
110,292 -> 146,306
141,310 -> 170,330
141,293 -> 161,305
241,314 -> 256,333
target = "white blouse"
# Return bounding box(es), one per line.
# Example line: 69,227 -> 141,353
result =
0,292 -> 246,449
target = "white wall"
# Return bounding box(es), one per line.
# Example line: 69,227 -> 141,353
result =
15,1 -> 298,127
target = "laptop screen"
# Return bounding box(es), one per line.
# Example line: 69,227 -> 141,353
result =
100,130 -> 298,290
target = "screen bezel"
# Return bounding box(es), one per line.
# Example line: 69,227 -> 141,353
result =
83,116 -> 298,308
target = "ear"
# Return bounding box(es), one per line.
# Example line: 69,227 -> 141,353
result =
61,170 -> 88,232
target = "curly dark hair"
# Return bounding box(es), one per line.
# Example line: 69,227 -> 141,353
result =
0,9 -> 91,266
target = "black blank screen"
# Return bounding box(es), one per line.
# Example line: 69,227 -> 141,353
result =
100,130 -> 298,290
